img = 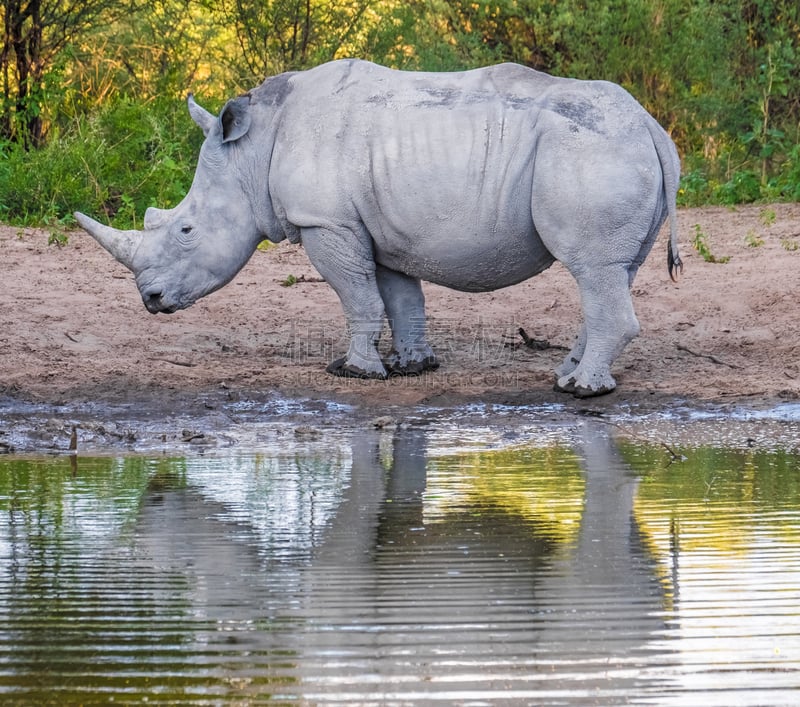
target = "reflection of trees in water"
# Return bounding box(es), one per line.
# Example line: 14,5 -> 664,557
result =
628,443 -> 800,559
422,442 -> 586,545
626,442 -> 800,693
158,448 -> 352,560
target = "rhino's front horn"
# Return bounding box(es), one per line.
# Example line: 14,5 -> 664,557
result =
74,212 -> 143,271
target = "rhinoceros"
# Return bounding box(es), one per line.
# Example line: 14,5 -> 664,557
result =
76,58 -> 681,398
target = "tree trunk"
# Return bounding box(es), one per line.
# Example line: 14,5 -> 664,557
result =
1,2 -> 12,140
2,0 -> 45,147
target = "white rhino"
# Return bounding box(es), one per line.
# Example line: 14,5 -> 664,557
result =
76,59 -> 681,398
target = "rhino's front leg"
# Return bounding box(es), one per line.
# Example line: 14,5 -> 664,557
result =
301,227 -> 387,379
375,265 -> 439,376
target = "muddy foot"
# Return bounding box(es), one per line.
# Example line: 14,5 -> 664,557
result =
326,357 -> 387,380
553,377 -> 615,398
385,356 -> 440,377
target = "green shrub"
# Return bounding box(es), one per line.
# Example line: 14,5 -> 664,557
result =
713,170 -> 762,205
677,169 -> 713,207
0,98 -> 203,229
764,143 -> 800,201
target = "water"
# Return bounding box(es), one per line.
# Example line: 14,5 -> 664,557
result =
1,421 -> 799,705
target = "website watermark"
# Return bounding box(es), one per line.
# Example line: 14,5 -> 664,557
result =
264,315 -> 565,392
280,368 -> 527,390
274,316 -> 556,368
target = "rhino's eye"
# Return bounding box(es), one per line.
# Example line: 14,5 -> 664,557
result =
177,224 -> 199,247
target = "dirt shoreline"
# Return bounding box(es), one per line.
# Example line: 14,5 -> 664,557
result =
2,203 -> 800,452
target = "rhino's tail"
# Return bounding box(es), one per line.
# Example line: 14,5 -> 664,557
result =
647,117 -> 683,281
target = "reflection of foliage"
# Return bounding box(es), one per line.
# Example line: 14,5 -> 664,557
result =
0,454 -> 187,631
0,456 -> 156,530
425,446 -> 585,545
0,455 -> 203,704
620,443 -> 800,555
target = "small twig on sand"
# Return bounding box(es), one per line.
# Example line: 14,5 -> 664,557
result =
511,327 -> 569,351
279,274 -> 325,287
676,344 -> 741,369
155,358 -> 197,368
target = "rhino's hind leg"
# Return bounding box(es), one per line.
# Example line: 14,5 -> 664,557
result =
555,323 -> 587,379
376,265 -> 439,376
554,267 -> 640,398
302,226 -> 388,379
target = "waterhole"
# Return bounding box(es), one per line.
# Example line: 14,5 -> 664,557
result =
1,417 -> 799,705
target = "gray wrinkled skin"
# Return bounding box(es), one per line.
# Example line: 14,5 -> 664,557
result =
76,59 -> 681,398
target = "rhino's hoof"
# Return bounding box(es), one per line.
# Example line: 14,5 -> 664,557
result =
326,357 -> 387,380
385,356 -> 440,377
553,375 -> 576,395
553,375 -> 615,398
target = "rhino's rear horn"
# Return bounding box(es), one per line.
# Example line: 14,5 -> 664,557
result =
188,93 -> 215,136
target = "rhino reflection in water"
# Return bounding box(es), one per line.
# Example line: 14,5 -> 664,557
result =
128,425 -> 667,692
76,59 -> 681,397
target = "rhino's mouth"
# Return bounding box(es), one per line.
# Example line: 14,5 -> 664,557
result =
154,304 -> 178,314
141,289 -> 180,314
144,300 -> 178,315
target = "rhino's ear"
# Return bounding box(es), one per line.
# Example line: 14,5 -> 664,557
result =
187,93 -> 215,136
219,96 -> 252,143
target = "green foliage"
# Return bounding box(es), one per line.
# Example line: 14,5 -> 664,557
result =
0,98 -> 202,228
218,0 -> 391,79
691,224 -> 730,264
46,228 -> 70,248
714,170 -> 763,206
745,230 -> 764,248
759,208 -> 777,226
1,0 -> 799,226
676,170 -> 712,208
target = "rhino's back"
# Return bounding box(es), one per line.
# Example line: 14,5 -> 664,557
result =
268,58 -> 643,135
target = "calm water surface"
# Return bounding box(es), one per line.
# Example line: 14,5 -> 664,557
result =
1,421 -> 799,705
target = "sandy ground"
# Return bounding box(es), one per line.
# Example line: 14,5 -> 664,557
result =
2,202 -> 800,452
